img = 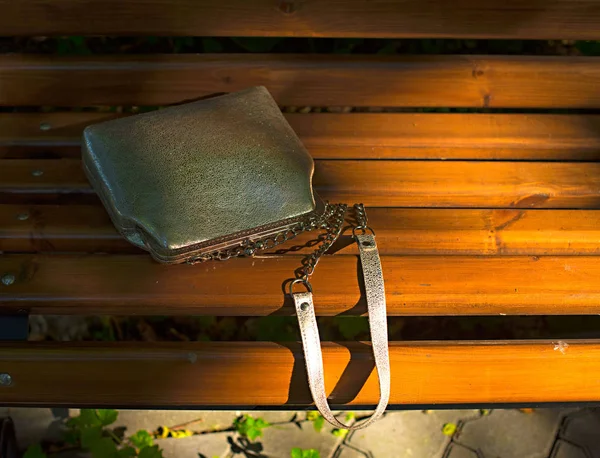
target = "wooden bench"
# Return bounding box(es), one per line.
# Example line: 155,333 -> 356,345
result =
2,0 -> 600,410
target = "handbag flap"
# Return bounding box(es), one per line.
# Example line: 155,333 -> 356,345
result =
82,87 -> 317,262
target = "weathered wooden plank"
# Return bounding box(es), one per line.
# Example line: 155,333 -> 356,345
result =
0,341 -> 598,407
3,160 -> 600,208
5,113 -> 600,161
1,255 -> 599,315
3,0 -> 600,39
2,55 -> 600,108
3,206 -> 600,256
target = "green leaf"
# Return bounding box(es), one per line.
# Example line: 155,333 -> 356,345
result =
304,451 -> 320,458
97,409 -> 118,426
344,412 -> 355,422
23,444 -> 47,458
81,426 -> 103,449
234,415 -> 269,441
79,409 -> 103,427
64,429 -> 79,445
139,445 -> 164,458
130,430 -> 154,448
246,427 -> 262,441
254,418 -> 270,428
331,428 -> 348,438
291,449 -> 320,458
442,423 -> 457,436
117,447 -> 136,458
89,437 -> 119,458
312,415 -> 324,433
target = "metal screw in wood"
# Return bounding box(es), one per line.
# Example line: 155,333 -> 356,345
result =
1,274 -> 15,286
0,374 -> 12,386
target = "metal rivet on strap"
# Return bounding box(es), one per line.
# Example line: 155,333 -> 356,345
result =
0,374 -> 12,386
1,274 -> 15,286
16,213 -> 29,221
31,170 -> 44,177
300,302 -> 309,312
39,122 -> 52,131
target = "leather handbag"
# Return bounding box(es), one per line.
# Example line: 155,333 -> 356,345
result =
82,86 -> 390,429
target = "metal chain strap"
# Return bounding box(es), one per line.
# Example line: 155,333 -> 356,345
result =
190,203 -> 370,291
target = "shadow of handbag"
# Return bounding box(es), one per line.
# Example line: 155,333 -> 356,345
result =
82,86 -> 390,429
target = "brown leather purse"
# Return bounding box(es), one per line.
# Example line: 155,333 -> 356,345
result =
82,86 -> 390,429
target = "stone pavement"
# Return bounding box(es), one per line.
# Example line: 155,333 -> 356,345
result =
5,407 -> 600,457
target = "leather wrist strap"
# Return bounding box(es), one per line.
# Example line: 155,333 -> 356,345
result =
291,233 -> 390,430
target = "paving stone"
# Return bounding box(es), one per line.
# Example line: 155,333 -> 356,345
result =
7,408 -> 67,449
334,445 -> 368,458
347,410 -> 478,458
551,440 -> 587,458
560,409 -> 600,458
69,410 -> 295,435
456,409 -> 565,458
156,432 -> 232,458
252,420 -> 342,458
444,443 -> 479,458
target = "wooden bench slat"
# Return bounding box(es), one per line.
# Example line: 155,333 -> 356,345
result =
3,206 -> 600,256
2,55 -> 600,108
3,0 -> 600,40
2,255 -> 599,316
5,113 -> 600,161
1,340 -> 599,406
3,159 -> 600,209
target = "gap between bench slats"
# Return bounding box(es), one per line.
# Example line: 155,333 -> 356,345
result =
4,113 -> 600,161
0,341 -> 597,406
2,159 -> 600,208
2,55 -> 600,108
2,206 -> 600,256
1,255 -> 599,315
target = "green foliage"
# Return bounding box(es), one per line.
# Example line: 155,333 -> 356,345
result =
97,409 -> 119,426
344,412 -> 355,422
306,411 -> 325,433
88,437 -> 120,458
442,423 -> 457,436
130,430 -> 154,448
119,447 -> 137,458
256,316 -> 298,341
81,426 -> 103,448
331,428 -> 348,438
333,317 -> 369,340
57,36 -> 91,55
233,415 -> 270,441
23,444 -> 47,458
291,448 -> 320,458
575,41 -> 600,55
62,409 -> 164,458
138,445 -> 164,458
